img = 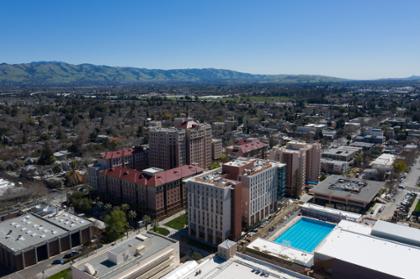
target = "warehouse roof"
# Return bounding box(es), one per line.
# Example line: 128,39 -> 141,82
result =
0,214 -> 67,253
315,228 -> 420,279
372,220 -> 420,247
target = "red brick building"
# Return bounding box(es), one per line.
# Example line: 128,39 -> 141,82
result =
97,165 -> 203,218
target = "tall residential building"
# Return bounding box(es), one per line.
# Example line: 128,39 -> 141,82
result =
97,165 -> 203,218
185,158 -> 285,246
270,148 -> 306,197
149,120 -> 213,170
148,128 -> 186,170
270,141 -> 321,197
181,121 -> 212,169
287,141 -> 321,184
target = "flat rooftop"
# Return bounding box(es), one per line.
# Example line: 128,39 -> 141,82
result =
301,203 -> 362,221
40,211 -> 91,232
315,227 -> 420,279
224,157 -> 284,176
310,175 -> 384,204
370,154 -> 396,167
189,169 -> 240,189
248,238 -> 314,267
372,220 -> 420,246
322,146 -> 361,156
73,232 -> 177,279
0,214 -> 67,253
167,254 -> 304,279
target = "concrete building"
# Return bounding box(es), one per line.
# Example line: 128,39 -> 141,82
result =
149,121 -> 213,170
270,141 -> 321,197
97,165 -> 203,219
0,209 -> 92,272
322,146 -> 362,162
211,138 -> 223,160
71,232 -> 179,279
161,252 -> 307,279
186,158 -> 285,246
183,121 -> 213,169
310,175 -> 384,213
148,128 -> 186,170
370,153 -> 396,174
320,159 -> 349,174
271,147 -> 305,197
314,220 -> 420,279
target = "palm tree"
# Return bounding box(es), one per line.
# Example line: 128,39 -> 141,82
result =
121,203 -> 130,212
128,210 -> 137,225
104,203 -> 112,212
143,215 -> 151,230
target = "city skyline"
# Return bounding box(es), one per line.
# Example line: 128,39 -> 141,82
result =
1,0 -> 420,79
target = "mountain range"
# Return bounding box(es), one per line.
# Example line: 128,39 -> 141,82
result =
0,61 -> 346,86
0,61 -> 419,86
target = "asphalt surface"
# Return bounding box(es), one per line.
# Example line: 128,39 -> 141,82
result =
378,155 -> 420,220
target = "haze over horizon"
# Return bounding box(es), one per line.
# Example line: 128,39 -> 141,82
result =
1,0 -> 420,79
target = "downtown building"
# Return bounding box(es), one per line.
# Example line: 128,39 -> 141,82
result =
185,158 -> 285,246
269,141 -> 321,197
148,120 -> 212,170
88,146 -> 149,190
97,165 -> 203,218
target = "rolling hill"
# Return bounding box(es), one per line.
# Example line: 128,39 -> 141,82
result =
0,61 -> 346,86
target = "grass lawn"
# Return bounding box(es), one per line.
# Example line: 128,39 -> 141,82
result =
164,214 -> 187,230
152,226 -> 170,236
48,268 -> 71,279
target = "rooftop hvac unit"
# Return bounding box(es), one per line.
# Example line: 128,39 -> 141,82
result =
84,263 -> 96,276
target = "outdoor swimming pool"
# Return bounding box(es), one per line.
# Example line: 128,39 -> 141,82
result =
273,217 -> 335,253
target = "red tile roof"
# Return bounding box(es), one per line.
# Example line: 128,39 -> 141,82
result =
101,165 -> 203,187
101,148 -> 134,160
238,139 -> 268,154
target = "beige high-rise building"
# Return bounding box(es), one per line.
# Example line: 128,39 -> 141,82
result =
183,121 -> 212,169
270,141 -> 321,197
148,120 -> 213,170
286,141 -> 321,184
148,128 -> 186,170
270,147 -> 306,197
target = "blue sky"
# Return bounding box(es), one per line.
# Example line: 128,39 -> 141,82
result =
1,0 -> 419,79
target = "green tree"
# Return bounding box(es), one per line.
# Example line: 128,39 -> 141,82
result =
393,159 -> 408,174
121,203 -> 130,212
104,208 -> 128,242
38,142 -> 55,165
209,161 -> 220,170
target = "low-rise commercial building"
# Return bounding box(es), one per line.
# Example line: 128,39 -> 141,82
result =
322,146 -> 362,162
71,232 -> 179,279
309,175 -> 384,213
320,159 -> 349,174
0,209 -> 92,272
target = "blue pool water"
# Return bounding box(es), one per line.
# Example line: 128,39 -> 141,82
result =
274,218 -> 335,253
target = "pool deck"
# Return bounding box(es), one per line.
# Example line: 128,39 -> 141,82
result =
248,238 -> 314,267
248,216 -> 336,267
